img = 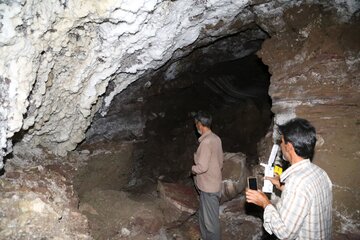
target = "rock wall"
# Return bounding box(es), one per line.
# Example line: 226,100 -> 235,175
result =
258,4 -> 360,234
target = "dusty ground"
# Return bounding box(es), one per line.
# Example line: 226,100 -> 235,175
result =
0,141 -> 358,239
0,144 -> 91,239
75,142 -> 269,240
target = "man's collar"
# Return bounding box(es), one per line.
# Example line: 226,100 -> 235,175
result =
280,159 -> 310,182
199,130 -> 212,142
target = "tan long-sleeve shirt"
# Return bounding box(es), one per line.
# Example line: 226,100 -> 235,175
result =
192,131 -> 223,193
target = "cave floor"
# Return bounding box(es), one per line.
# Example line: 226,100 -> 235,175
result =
1,141 -> 358,239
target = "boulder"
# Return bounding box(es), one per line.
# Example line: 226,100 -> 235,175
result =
157,181 -> 199,215
221,152 -> 250,203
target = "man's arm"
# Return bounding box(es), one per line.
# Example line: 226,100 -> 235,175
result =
245,189 -> 271,208
192,142 -> 211,174
265,189 -> 310,239
246,188 -> 310,239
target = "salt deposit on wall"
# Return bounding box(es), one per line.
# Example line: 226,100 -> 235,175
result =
0,0 -> 261,161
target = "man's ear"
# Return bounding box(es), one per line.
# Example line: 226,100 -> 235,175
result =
286,142 -> 295,153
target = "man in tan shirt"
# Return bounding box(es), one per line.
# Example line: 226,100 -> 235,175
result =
192,111 -> 223,240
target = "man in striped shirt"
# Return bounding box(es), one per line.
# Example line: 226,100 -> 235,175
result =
246,118 -> 332,239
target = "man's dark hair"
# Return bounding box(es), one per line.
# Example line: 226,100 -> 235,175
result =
278,118 -> 317,161
194,111 -> 212,128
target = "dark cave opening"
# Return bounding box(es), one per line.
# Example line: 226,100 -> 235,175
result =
138,54 -> 272,181
80,53 -> 273,184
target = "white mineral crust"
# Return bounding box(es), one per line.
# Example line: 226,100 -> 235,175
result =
0,0 -> 252,160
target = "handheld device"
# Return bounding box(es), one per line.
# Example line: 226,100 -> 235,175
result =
247,177 -> 258,190
261,144 -> 280,193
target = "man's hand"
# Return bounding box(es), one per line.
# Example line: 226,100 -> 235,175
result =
265,174 -> 284,191
245,188 -> 271,209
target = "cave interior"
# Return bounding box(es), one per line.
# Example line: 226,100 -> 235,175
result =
1,1 -> 359,239
73,29 -> 274,238
81,50 -> 273,182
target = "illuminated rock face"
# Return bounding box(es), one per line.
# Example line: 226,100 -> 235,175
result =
0,0 -> 359,236
258,5 -> 360,233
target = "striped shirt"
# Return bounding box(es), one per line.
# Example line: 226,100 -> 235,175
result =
264,159 -> 332,239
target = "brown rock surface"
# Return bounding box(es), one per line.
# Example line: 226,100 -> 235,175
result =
0,148 -> 91,239
157,180 -> 199,214
258,4 -> 360,233
221,152 -> 250,202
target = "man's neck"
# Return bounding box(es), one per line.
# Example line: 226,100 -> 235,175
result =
202,127 -> 211,134
290,155 -> 305,165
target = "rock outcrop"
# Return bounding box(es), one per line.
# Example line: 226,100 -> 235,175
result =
0,148 -> 91,239
258,4 -> 360,234
221,152 -> 249,202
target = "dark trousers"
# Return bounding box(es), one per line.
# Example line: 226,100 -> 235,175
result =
199,190 -> 221,240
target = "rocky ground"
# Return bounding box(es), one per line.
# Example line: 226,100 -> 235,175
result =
74,141 -> 266,240
0,140 -> 266,240
1,141 -> 359,239
0,144 -> 91,239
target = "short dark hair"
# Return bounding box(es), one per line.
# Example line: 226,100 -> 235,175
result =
278,118 -> 317,160
194,111 -> 212,128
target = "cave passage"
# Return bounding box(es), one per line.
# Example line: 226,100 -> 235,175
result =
75,51 -> 273,239
80,53 -> 273,184
137,54 -> 273,181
